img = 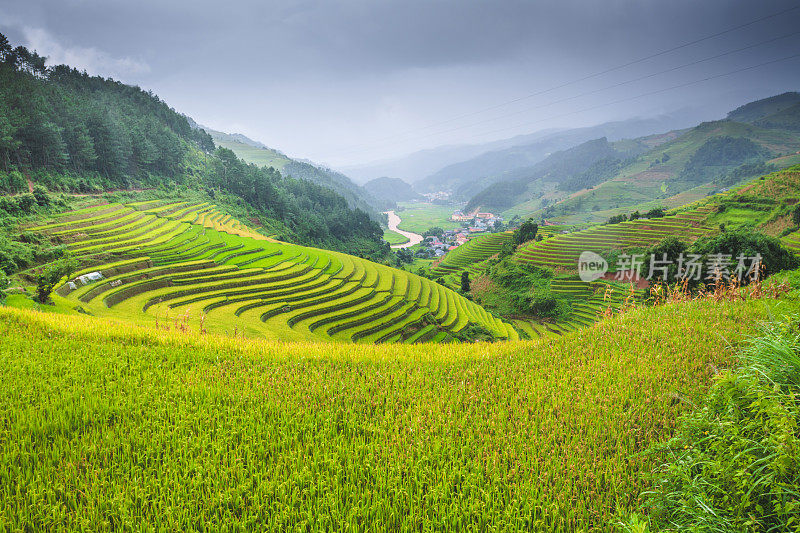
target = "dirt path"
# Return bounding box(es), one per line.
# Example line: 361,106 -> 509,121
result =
384,210 -> 423,249
21,169 -> 34,193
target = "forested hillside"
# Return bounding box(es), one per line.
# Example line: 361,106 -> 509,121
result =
0,34 -> 386,258
726,91 -> 800,123
206,127 -> 382,217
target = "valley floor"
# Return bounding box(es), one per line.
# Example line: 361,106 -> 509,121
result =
384,209 -> 422,249
0,296 -> 794,530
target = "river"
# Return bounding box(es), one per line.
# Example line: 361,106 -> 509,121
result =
384,210 -> 423,249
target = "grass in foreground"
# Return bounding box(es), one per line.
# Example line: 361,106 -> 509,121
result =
0,297 -> 793,530
623,316 -> 800,531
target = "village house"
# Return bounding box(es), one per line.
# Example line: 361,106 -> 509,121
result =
450,211 -> 472,222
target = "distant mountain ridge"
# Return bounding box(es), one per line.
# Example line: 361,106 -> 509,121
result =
362,177 -> 421,210
415,115 -> 700,198
339,110 -> 704,188
476,92 -> 800,224
338,128 -> 562,184
463,136 -> 650,213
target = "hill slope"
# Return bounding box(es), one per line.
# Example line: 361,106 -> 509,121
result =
27,199 -> 515,343
463,137 -> 651,213
726,91 -> 800,123
202,127 -> 293,170
545,119 -> 800,224
205,128 -> 382,217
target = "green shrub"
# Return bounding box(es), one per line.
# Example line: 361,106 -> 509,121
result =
0,235 -> 33,274
0,171 -> 27,193
35,255 -> 77,304
480,257 -> 569,319
32,185 -> 50,207
513,219 -> 538,245
626,318 -> 800,531
451,323 -> 494,343
644,236 -> 689,284
692,226 -> 800,281
423,226 -> 444,238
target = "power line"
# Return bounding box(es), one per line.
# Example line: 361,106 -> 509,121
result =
461,52 -> 800,141
340,4 -> 800,154
375,30 -> 800,147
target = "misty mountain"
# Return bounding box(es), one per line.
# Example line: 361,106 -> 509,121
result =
508,95 -> 800,224
338,128 -> 561,185
415,114 -> 700,198
725,92 -> 800,134
463,137 -> 648,213
362,177 -> 421,210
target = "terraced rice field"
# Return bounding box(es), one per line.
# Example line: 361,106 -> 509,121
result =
428,225 -> 646,339
32,200 -> 517,343
783,228 -> 800,254
513,277 -> 644,339
431,231 -> 514,276
515,208 -> 716,270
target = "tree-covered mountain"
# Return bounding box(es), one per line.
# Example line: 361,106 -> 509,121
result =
0,33 -> 386,258
362,177 -> 421,210
204,127 -> 383,218
281,160 -> 381,217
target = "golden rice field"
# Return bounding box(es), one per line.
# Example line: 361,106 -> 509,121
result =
30,199 -> 516,343
0,296 -> 788,531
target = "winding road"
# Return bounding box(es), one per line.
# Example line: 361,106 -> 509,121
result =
384,210 -> 423,249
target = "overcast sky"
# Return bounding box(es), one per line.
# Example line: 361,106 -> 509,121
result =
1,0 -> 799,167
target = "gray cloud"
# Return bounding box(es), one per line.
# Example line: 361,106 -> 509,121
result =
20,25 -> 150,79
1,0 -> 799,166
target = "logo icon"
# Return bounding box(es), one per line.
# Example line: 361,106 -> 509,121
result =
578,251 -> 608,282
